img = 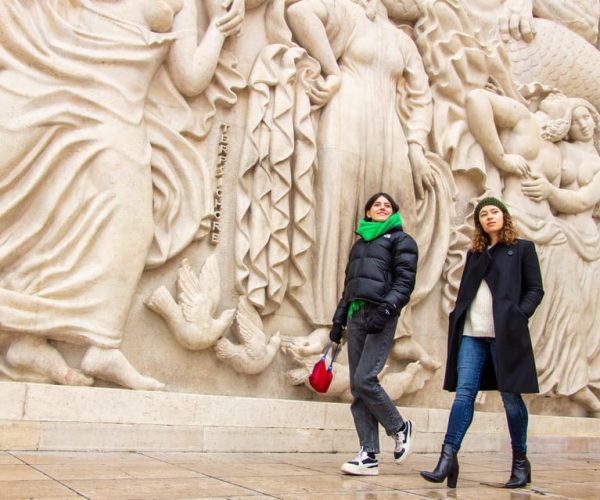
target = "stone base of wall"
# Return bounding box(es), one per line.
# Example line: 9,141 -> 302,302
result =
1,382 -> 599,453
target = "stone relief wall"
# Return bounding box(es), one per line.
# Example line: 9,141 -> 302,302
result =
0,0 -> 599,418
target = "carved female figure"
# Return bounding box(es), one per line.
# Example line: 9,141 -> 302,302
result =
521,100 -> 600,415
0,0 -> 243,389
286,0 -> 434,327
465,87 -> 600,414
412,0 -> 527,197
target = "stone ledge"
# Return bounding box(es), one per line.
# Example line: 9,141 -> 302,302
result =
1,382 -> 599,452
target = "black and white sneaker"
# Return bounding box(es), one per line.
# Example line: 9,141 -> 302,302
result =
340,449 -> 379,476
393,420 -> 414,464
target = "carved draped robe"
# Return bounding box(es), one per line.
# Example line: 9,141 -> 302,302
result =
0,0 -> 212,347
308,1 -> 432,326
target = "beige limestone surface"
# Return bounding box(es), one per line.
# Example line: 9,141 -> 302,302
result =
0,0 -> 599,424
0,449 -> 598,499
1,382 -> 599,453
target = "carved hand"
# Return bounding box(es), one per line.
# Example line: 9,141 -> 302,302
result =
499,0 -> 536,43
409,144 -> 435,200
484,79 -> 502,96
216,0 -> 245,37
307,74 -> 341,109
521,173 -> 553,201
499,153 -> 531,177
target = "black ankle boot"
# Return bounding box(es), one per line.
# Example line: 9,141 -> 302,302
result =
505,451 -> 531,488
420,443 -> 459,488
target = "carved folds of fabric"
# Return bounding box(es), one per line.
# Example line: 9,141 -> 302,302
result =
235,44 -> 319,316
509,206 -> 588,397
145,50 -> 245,268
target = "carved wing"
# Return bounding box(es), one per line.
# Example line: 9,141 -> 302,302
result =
177,256 -> 221,323
235,302 -> 267,359
177,259 -> 201,323
214,337 -> 240,362
197,255 -> 222,308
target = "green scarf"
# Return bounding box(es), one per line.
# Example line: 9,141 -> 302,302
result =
347,300 -> 365,320
356,212 -> 403,241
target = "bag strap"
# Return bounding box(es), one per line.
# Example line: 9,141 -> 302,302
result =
320,340 -> 341,370
327,341 -> 340,371
321,340 -> 332,359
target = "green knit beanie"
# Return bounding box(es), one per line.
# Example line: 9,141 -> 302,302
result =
474,197 -> 509,221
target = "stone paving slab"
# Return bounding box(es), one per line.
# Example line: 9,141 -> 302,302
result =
0,450 -> 598,499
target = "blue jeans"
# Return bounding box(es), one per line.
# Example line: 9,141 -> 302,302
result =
444,336 -> 528,454
347,305 -> 404,454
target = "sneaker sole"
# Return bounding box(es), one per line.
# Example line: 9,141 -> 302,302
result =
340,464 -> 379,476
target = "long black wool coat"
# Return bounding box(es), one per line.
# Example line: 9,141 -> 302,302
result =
443,239 -> 544,394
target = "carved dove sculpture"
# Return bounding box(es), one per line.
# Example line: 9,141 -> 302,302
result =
213,298 -> 281,375
145,256 -> 235,350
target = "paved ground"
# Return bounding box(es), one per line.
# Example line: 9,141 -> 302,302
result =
0,450 -> 598,499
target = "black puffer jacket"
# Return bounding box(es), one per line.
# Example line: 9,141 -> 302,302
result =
332,226 -> 418,324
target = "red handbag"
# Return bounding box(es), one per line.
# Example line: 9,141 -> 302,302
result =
309,341 -> 340,393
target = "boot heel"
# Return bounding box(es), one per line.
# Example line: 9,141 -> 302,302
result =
505,452 -> 531,488
447,472 -> 457,488
447,462 -> 459,488
420,444 -> 459,488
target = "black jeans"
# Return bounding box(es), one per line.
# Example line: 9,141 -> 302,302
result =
347,304 -> 405,454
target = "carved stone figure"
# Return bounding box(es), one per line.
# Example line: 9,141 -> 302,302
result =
237,0 -> 440,325
494,0 -> 600,113
1,0 -> 600,424
465,86 -> 600,414
412,0 -> 600,192
521,98 -> 600,416
214,298 -> 281,375
146,257 -> 236,350
0,0 -> 243,389
282,334 -> 428,402
285,0 -> 435,327
413,0 -> 526,196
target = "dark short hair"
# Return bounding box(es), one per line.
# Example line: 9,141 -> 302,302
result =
364,192 -> 400,218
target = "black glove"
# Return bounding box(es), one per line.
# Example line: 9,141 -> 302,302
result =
365,303 -> 394,334
329,322 -> 344,343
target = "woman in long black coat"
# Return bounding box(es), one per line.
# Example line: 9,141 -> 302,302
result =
421,197 -> 544,489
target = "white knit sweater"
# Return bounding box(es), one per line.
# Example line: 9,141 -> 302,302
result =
463,280 -> 495,338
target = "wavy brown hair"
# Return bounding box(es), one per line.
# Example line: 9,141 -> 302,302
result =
471,212 -> 519,252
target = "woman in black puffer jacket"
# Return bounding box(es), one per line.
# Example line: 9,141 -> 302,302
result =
330,192 -> 418,477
